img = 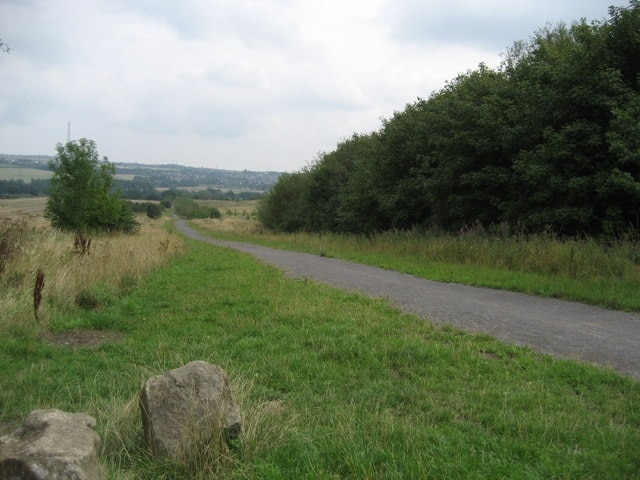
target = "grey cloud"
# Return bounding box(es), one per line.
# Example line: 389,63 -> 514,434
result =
114,0 -> 303,50
125,87 -> 256,138
383,0 -> 628,52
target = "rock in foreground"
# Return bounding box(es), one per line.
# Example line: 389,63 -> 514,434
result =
0,409 -> 104,480
140,361 -> 242,460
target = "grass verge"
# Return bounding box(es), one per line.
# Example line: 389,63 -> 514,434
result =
1,238 -> 638,478
189,217 -> 640,312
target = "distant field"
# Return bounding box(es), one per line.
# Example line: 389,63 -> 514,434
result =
199,199 -> 258,215
0,197 -> 258,220
114,174 -> 136,181
0,197 -> 48,220
0,167 -> 52,182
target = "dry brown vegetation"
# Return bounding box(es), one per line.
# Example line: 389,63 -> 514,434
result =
197,199 -> 258,216
1,197 -> 49,226
0,199 -> 183,333
191,216 -> 262,235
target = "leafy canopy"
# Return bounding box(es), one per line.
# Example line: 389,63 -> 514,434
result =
258,1 -> 640,237
45,138 -> 138,235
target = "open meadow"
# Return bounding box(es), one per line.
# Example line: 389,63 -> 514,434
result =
1,201 -> 639,478
0,167 -> 52,182
198,198 -> 259,217
0,197 -> 49,224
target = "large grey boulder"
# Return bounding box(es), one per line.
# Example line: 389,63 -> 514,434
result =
140,361 -> 242,460
0,409 -> 104,480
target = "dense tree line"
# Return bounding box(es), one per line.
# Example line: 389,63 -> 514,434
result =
190,187 -> 263,201
173,197 -> 222,219
116,178 -> 160,200
0,179 -> 50,197
259,2 -> 640,237
156,187 -> 263,205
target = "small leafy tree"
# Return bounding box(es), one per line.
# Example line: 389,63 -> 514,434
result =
46,138 -> 138,253
146,203 -> 163,219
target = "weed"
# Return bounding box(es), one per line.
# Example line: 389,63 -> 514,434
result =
33,268 -> 44,321
118,274 -> 137,293
73,233 -> 91,255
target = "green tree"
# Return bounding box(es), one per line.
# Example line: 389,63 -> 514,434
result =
146,203 -> 163,220
334,133 -> 388,233
256,1 -> 640,237
504,12 -> 640,235
173,197 -> 221,219
303,137 -> 365,232
46,139 -> 138,252
257,171 -> 311,231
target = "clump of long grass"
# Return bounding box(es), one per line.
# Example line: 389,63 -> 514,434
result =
0,215 -> 183,333
371,226 -> 640,280
192,217 -> 263,235
194,216 -> 639,281
0,218 -> 33,274
94,366 -> 295,479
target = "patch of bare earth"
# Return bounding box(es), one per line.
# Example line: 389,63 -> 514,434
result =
42,329 -> 124,348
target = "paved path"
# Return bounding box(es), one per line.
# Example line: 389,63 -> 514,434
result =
176,221 -> 640,380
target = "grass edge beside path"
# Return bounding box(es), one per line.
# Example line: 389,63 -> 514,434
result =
187,219 -> 640,312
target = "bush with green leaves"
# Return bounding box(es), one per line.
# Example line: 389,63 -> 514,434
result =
146,203 -> 164,219
174,197 -> 221,219
46,139 -> 138,250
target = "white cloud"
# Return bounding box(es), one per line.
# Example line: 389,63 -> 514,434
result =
0,0 -> 630,171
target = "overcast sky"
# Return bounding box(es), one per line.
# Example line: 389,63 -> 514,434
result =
0,0 -> 630,172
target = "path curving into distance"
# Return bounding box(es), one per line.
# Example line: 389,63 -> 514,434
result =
176,220 -> 640,380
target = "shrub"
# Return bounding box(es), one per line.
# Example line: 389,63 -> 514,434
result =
146,203 -> 163,220
174,197 -> 222,219
75,285 -> 116,310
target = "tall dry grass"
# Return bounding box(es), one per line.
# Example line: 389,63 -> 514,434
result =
190,215 -> 640,310
191,217 -> 262,235
0,215 -> 183,333
192,217 -> 640,280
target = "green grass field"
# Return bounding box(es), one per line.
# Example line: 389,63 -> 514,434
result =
0,167 -> 52,182
2,235 -> 639,479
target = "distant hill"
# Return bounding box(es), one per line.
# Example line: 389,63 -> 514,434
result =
112,161 -> 282,192
0,155 -> 283,195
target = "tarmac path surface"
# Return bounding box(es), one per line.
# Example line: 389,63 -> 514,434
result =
176,220 -> 640,380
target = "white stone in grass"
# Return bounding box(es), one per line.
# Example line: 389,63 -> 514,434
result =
0,409 -> 105,480
140,360 -> 242,460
